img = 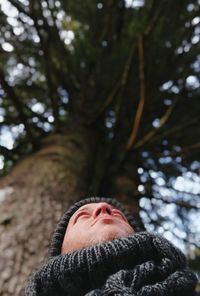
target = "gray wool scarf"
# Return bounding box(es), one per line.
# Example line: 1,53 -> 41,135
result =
25,232 -> 197,296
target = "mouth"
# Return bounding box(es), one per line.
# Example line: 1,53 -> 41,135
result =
92,215 -> 114,226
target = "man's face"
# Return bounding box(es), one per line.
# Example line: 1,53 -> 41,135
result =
61,202 -> 134,253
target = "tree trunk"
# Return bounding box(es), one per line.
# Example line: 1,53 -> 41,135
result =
0,124 -> 98,296
103,154 -> 142,223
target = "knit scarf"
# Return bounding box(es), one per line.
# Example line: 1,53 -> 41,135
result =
25,232 -> 197,296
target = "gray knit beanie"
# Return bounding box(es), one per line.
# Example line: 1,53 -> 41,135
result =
49,196 -> 141,258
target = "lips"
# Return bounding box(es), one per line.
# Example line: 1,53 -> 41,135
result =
92,214 -> 115,226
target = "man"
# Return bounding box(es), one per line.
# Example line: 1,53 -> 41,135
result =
25,197 -> 197,295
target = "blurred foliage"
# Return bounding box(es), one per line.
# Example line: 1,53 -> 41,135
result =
0,0 -> 200,271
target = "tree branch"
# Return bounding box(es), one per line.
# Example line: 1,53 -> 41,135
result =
147,117 -> 200,146
179,141 -> 200,156
98,40 -> 136,116
150,139 -> 200,159
99,0 -> 115,42
144,1 -> 165,37
28,1 -> 77,127
126,35 -> 145,150
0,70 -> 37,146
134,96 -> 178,149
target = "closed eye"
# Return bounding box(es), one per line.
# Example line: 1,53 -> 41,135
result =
112,209 -> 127,222
74,211 -> 90,224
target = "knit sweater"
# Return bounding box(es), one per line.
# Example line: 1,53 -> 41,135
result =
25,232 -> 197,296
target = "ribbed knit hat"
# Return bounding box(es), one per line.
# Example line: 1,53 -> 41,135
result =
49,196 -> 141,258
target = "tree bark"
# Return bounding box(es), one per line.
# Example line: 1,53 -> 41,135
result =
0,124 -> 98,296
103,155 -> 142,223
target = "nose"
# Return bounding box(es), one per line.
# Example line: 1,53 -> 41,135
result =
93,202 -> 113,218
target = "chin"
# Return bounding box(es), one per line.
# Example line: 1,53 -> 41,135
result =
90,229 -> 129,246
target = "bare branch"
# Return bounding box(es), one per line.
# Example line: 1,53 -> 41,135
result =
134,96 -> 178,149
99,41 -> 136,115
126,35 -> 145,150
179,142 -> 200,156
147,117 -> 200,146
99,0 -> 115,42
144,1 -> 165,37
151,139 -> 200,159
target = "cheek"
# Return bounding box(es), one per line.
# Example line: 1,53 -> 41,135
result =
123,222 -> 134,233
111,220 -> 134,236
64,222 -> 90,242
62,223 -> 94,253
